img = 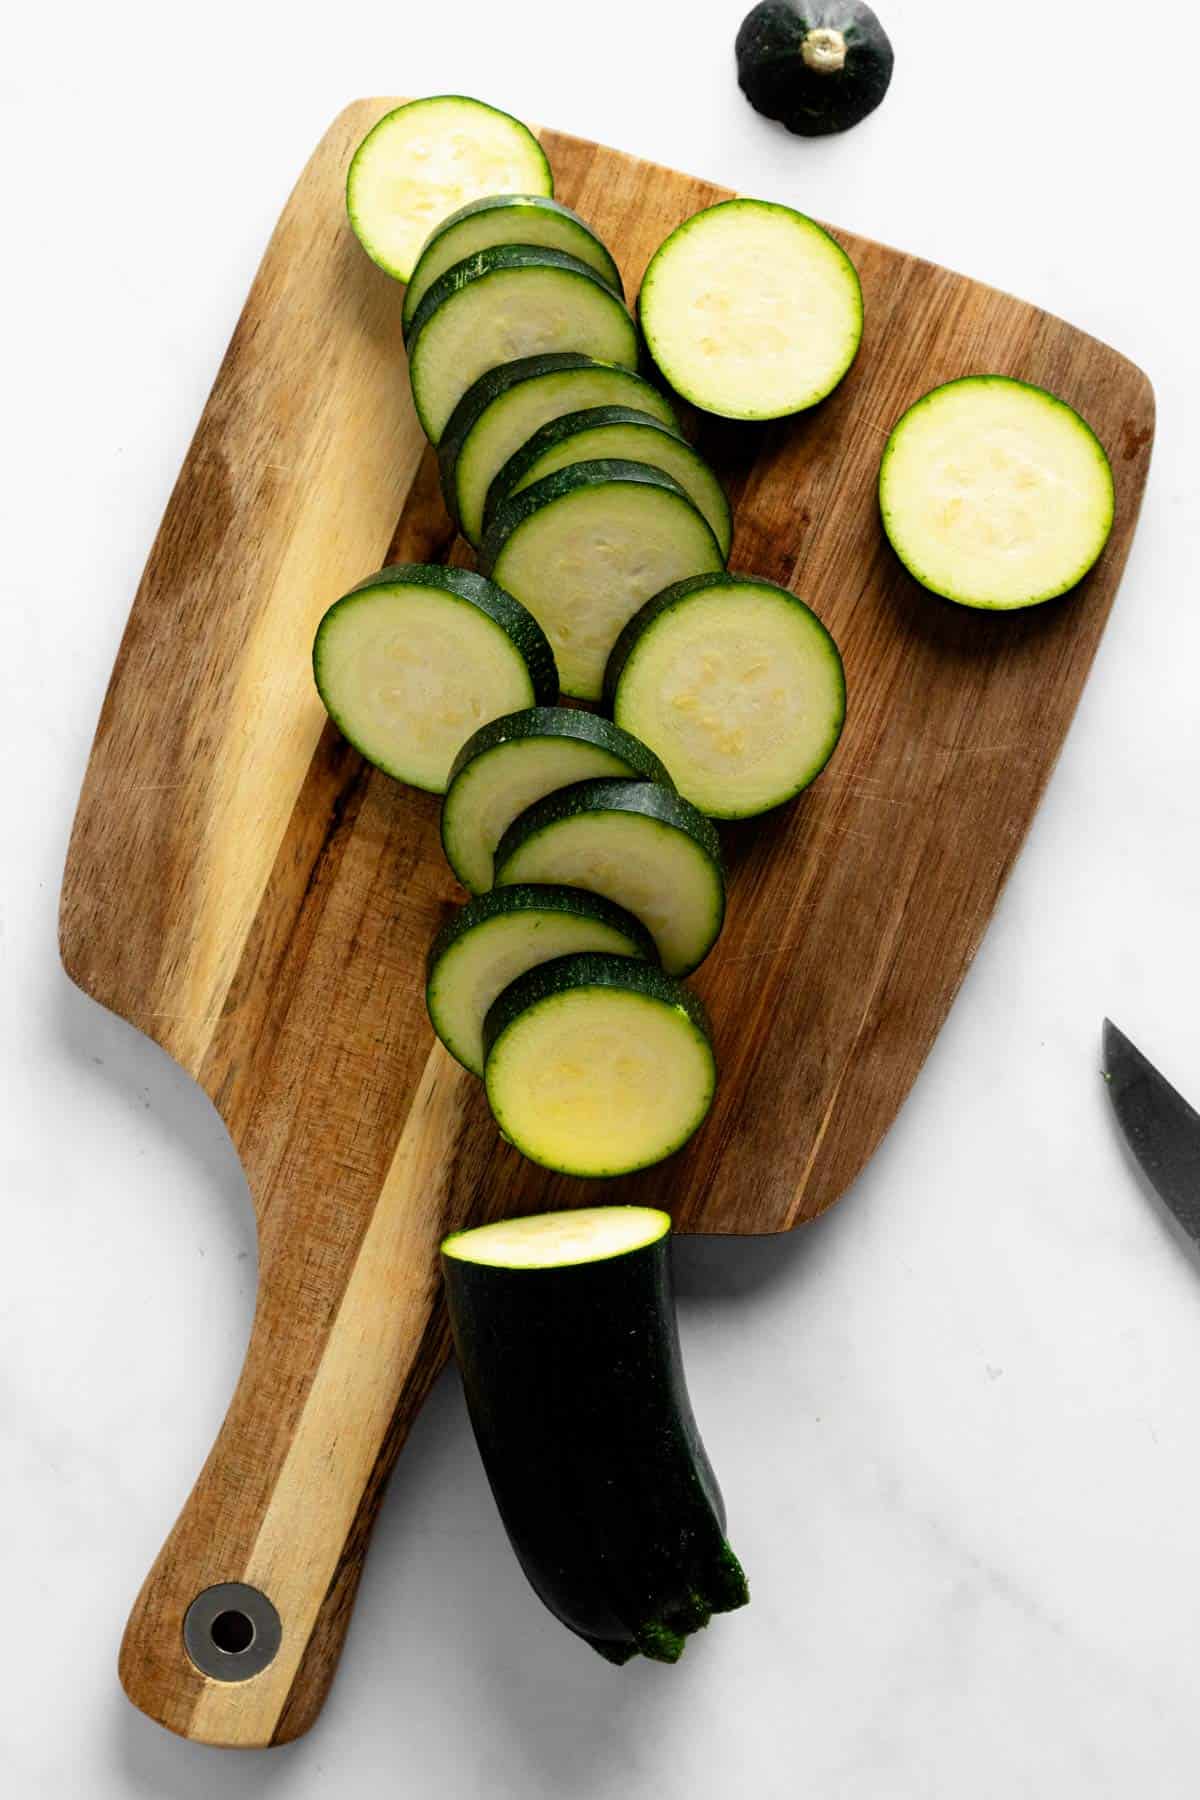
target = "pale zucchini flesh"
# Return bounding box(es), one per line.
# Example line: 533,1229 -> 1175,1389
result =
878,375 -> 1115,609
487,406 -> 733,557
484,970 -> 716,1177
445,358 -> 680,547
639,198 -> 862,419
608,575 -> 845,817
346,96 -> 551,283
403,195 -> 621,330
484,462 -> 724,700
408,253 -> 638,443
442,1204 -> 671,1268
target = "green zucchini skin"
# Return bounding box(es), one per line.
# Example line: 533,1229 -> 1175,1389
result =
441,1216 -> 749,1663
735,1 -> 895,136
403,195 -> 623,334
483,404 -> 733,555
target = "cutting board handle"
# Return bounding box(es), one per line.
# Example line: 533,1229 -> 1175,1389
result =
119,1052 -> 465,1747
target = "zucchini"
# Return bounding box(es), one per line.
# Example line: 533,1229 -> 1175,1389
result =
403,195 -> 621,333
736,1 -> 895,136
441,707 -> 672,894
439,353 -> 680,548
485,405 -> 733,557
483,955 -> 717,1175
427,884 -> 656,1077
346,96 -> 551,283
480,460 -> 725,701
878,376 -> 1116,610
493,778 -> 724,975
312,564 -> 557,794
639,199 -> 862,419
605,572 -> 845,817
442,1204 -> 748,1662
407,248 -> 638,443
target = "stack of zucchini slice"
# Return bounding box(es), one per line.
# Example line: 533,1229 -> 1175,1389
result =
322,95 -> 855,1181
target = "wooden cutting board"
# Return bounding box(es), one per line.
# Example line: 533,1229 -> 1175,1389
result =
60,98 -> 1154,1748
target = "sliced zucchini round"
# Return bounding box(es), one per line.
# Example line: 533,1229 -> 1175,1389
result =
639,198 -> 862,419
485,406 -> 733,556
346,97 -> 551,284
444,1202 -> 671,1267
438,354 -> 680,548
493,778 -> 724,975
605,572 -> 845,817
441,707 -> 672,894
427,884 -> 656,1076
483,953 -> 717,1176
407,248 -> 638,444
878,375 -> 1116,610
403,195 -> 621,333
481,460 -> 725,701
313,564 -> 557,793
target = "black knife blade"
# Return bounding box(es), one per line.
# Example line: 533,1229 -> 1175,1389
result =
1103,1019 -> 1200,1244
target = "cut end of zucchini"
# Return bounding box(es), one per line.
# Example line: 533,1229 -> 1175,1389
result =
639,199 -> 863,419
346,96 -> 552,283
442,1204 -> 670,1269
483,952 -> 716,1177
879,375 -> 1116,609
607,573 -> 846,817
312,565 -> 557,793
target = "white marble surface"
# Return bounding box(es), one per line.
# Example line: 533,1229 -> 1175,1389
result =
4,0 -> 1200,1792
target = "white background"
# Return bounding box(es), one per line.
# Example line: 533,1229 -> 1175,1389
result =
4,1 -> 1199,1793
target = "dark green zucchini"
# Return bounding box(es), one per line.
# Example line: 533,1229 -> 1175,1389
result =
441,707 -> 673,894
442,1204 -> 748,1663
735,1 -> 895,136
493,778 -> 725,975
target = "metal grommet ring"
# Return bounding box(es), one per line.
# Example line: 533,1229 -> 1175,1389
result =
182,1582 -> 282,1682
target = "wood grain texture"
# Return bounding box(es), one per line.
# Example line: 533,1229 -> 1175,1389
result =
60,99 -> 1154,1747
